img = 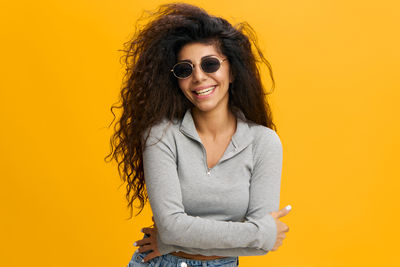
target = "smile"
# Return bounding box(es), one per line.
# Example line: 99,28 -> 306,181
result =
192,86 -> 216,98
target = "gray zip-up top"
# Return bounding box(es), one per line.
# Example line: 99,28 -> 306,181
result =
142,108 -> 283,257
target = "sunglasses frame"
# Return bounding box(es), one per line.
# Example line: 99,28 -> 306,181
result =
170,56 -> 227,79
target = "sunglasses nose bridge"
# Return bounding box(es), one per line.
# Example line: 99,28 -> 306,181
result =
191,63 -> 207,81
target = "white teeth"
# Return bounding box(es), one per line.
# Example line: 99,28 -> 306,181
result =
195,86 -> 215,95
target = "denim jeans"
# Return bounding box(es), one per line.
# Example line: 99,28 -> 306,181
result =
127,249 -> 239,267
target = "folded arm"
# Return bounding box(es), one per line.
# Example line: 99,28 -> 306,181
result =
143,126 -> 282,255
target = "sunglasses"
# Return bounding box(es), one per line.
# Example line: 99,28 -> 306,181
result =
170,56 -> 227,79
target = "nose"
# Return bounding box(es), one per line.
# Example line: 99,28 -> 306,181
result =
191,64 -> 207,82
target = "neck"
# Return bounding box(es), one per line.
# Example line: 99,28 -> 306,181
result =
191,105 -> 236,141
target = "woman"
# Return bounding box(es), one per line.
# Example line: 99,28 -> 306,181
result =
106,3 -> 291,267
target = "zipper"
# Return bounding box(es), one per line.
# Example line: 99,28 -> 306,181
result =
202,142 -> 236,176
202,145 -> 212,176
180,130 -> 215,176
180,129 -> 240,176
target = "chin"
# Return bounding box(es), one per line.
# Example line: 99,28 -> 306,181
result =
192,103 -> 220,113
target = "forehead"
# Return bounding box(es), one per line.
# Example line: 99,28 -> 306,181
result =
177,42 -> 223,61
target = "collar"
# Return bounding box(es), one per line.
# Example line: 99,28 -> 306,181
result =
179,108 -> 253,152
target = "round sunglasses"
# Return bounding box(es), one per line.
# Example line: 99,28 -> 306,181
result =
170,56 -> 227,79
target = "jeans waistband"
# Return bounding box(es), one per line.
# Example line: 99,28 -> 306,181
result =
162,253 -> 238,266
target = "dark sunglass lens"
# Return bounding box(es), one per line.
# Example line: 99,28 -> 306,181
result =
201,58 -> 221,73
173,63 -> 192,78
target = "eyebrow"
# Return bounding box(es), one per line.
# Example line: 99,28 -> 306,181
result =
177,55 -> 218,63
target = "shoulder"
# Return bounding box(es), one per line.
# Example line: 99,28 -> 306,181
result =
244,121 -> 283,162
247,122 -> 282,149
245,123 -> 283,169
144,117 -> 181,145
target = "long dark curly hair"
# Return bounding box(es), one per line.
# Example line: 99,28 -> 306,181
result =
105,3 -> 277,218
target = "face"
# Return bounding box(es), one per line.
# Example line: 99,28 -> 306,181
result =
176,42 -> 233,114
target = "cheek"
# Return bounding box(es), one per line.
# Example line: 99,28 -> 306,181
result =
216,71 -> 231,86
178,80 -> 187,90
178,80 -> 192,96
217,67 -> 231,80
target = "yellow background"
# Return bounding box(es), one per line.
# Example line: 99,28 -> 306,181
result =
1,0 -> 399,266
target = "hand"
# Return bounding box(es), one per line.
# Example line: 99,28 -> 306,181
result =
133,217 -> 161,262
269,205 -> 291,251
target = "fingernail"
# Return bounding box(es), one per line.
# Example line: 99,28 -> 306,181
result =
286,205 -> 292,211
133,242 -> 137,246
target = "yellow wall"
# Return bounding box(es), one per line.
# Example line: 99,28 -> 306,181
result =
1,0 -> 399,266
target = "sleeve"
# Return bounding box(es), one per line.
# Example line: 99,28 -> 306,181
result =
143,126 -> 283,255
156,236 -> 271,256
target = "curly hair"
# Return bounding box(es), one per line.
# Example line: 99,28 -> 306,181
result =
105,2 -> 277,218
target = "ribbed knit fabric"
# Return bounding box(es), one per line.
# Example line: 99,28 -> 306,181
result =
143,108 -> 282,257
